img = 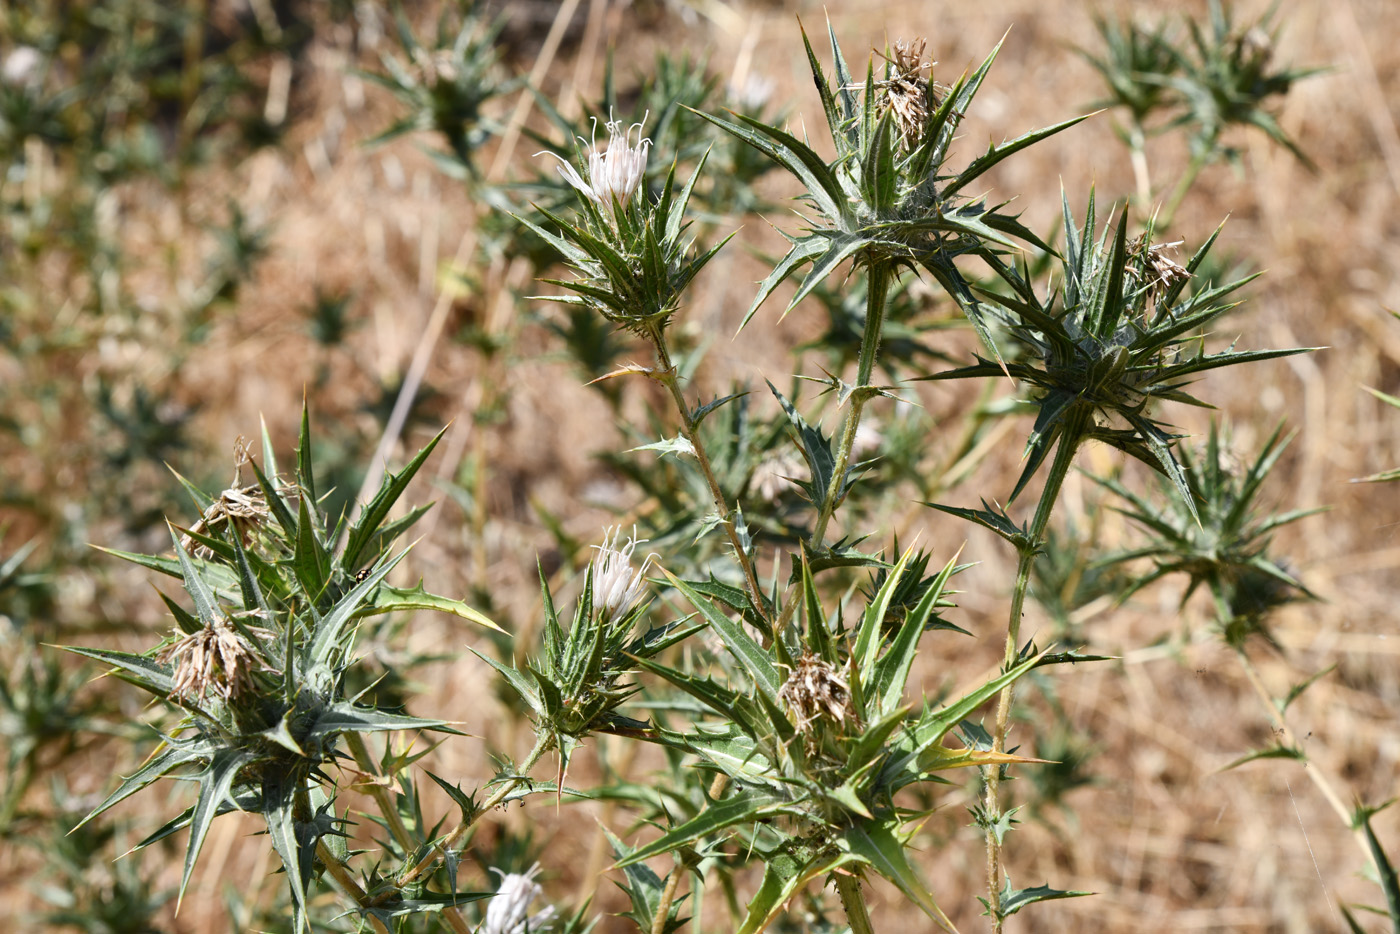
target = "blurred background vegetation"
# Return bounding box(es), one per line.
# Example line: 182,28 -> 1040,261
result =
1,0 -> 1397,931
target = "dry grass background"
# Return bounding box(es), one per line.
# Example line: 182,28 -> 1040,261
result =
4,0 -> 1399,931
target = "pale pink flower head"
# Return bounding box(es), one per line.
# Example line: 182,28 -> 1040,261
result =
539,111 -> 651,215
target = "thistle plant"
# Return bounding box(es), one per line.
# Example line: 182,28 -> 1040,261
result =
645,26 -> 1092,659
44,8 -> 1362,933
62,411 -> 499,931
621,555 -> 1051,934
1081,0 -> 1321,225
921,195 -> 1309,926
520,118 -> 764,619
1092,422 -> 1400,929
365,4 -> 514,178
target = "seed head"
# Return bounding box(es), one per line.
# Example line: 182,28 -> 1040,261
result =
181,438 -> 271,559
159,613 -> 267,703
483,863 -> 556,934
540,112 -> 652,215
878,38 -> 934,150
1129,234 -> 1192,301
590,527 -> 656,621
779,652 -> 854,736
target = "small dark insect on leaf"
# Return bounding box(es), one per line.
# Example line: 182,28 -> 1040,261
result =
355,568 -> 372,584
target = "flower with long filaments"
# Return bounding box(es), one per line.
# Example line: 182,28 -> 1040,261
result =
590,526 -> 657,620
483,863 -> 556,934
539,113 -> 651,213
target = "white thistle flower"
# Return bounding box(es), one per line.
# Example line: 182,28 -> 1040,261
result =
538,112 -> 651,214
590,526 -> 657,620
483,863 -> 556,934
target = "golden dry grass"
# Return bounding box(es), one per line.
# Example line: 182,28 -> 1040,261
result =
3,0 -> 1398,931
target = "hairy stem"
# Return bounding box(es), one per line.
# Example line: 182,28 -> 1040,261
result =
648,330 -> 770,628
984,412 -> 1088,930
834,873 -> 876,934
397,733 -> 554,889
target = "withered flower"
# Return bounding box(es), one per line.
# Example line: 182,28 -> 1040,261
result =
1130,234 -> 1192,299
878,39 -> 934,151
779,652 -> 855,735
181,438 -> 271,558
159,612 -> 267,703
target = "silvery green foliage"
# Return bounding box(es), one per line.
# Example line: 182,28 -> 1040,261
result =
697,24 -> 1086,350
61,10 -> 1337,934
365,4 -> 515,177
63,409 -> 497,928
618,555 -> 1046,934
923,195 -> 1312,517
1090,422 -> 1321,647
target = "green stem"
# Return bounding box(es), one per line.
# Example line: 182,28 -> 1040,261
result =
344,732 -> 414,854
316,840 -> 392,934
1128,121 -> 1152,219
1157,135 -> 1215,231
775,262 -> 893,634
834,873 -> 876,934
983,410 -> 1089,931
810,262 -> 891,549
396,732 -> 553,888
649,330 -> 770,628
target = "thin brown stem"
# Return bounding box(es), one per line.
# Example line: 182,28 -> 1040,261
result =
651,859 -> 685,934
1233,649 -> 1366,845
984,413 -> 1089,931
344,733 -> 414,853
649,332 -> 770,629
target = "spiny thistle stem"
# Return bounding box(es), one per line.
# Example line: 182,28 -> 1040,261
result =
648,329 -> 770,628
345,737 -> 479,933
345,733 -> 415,855
984,409 -> 1090,930
316,840 -> 392,934
812,261 -> 891,549
397,733 -> 554,890
776,261 -> 893,635
834,873 -> 876,934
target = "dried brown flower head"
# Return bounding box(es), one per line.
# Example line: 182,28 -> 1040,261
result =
878,38 -> 934,151
159,613 -> 267,703
779,652 -> 854,735
1130,234 -> 1192,299
181,438 -> 271,558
